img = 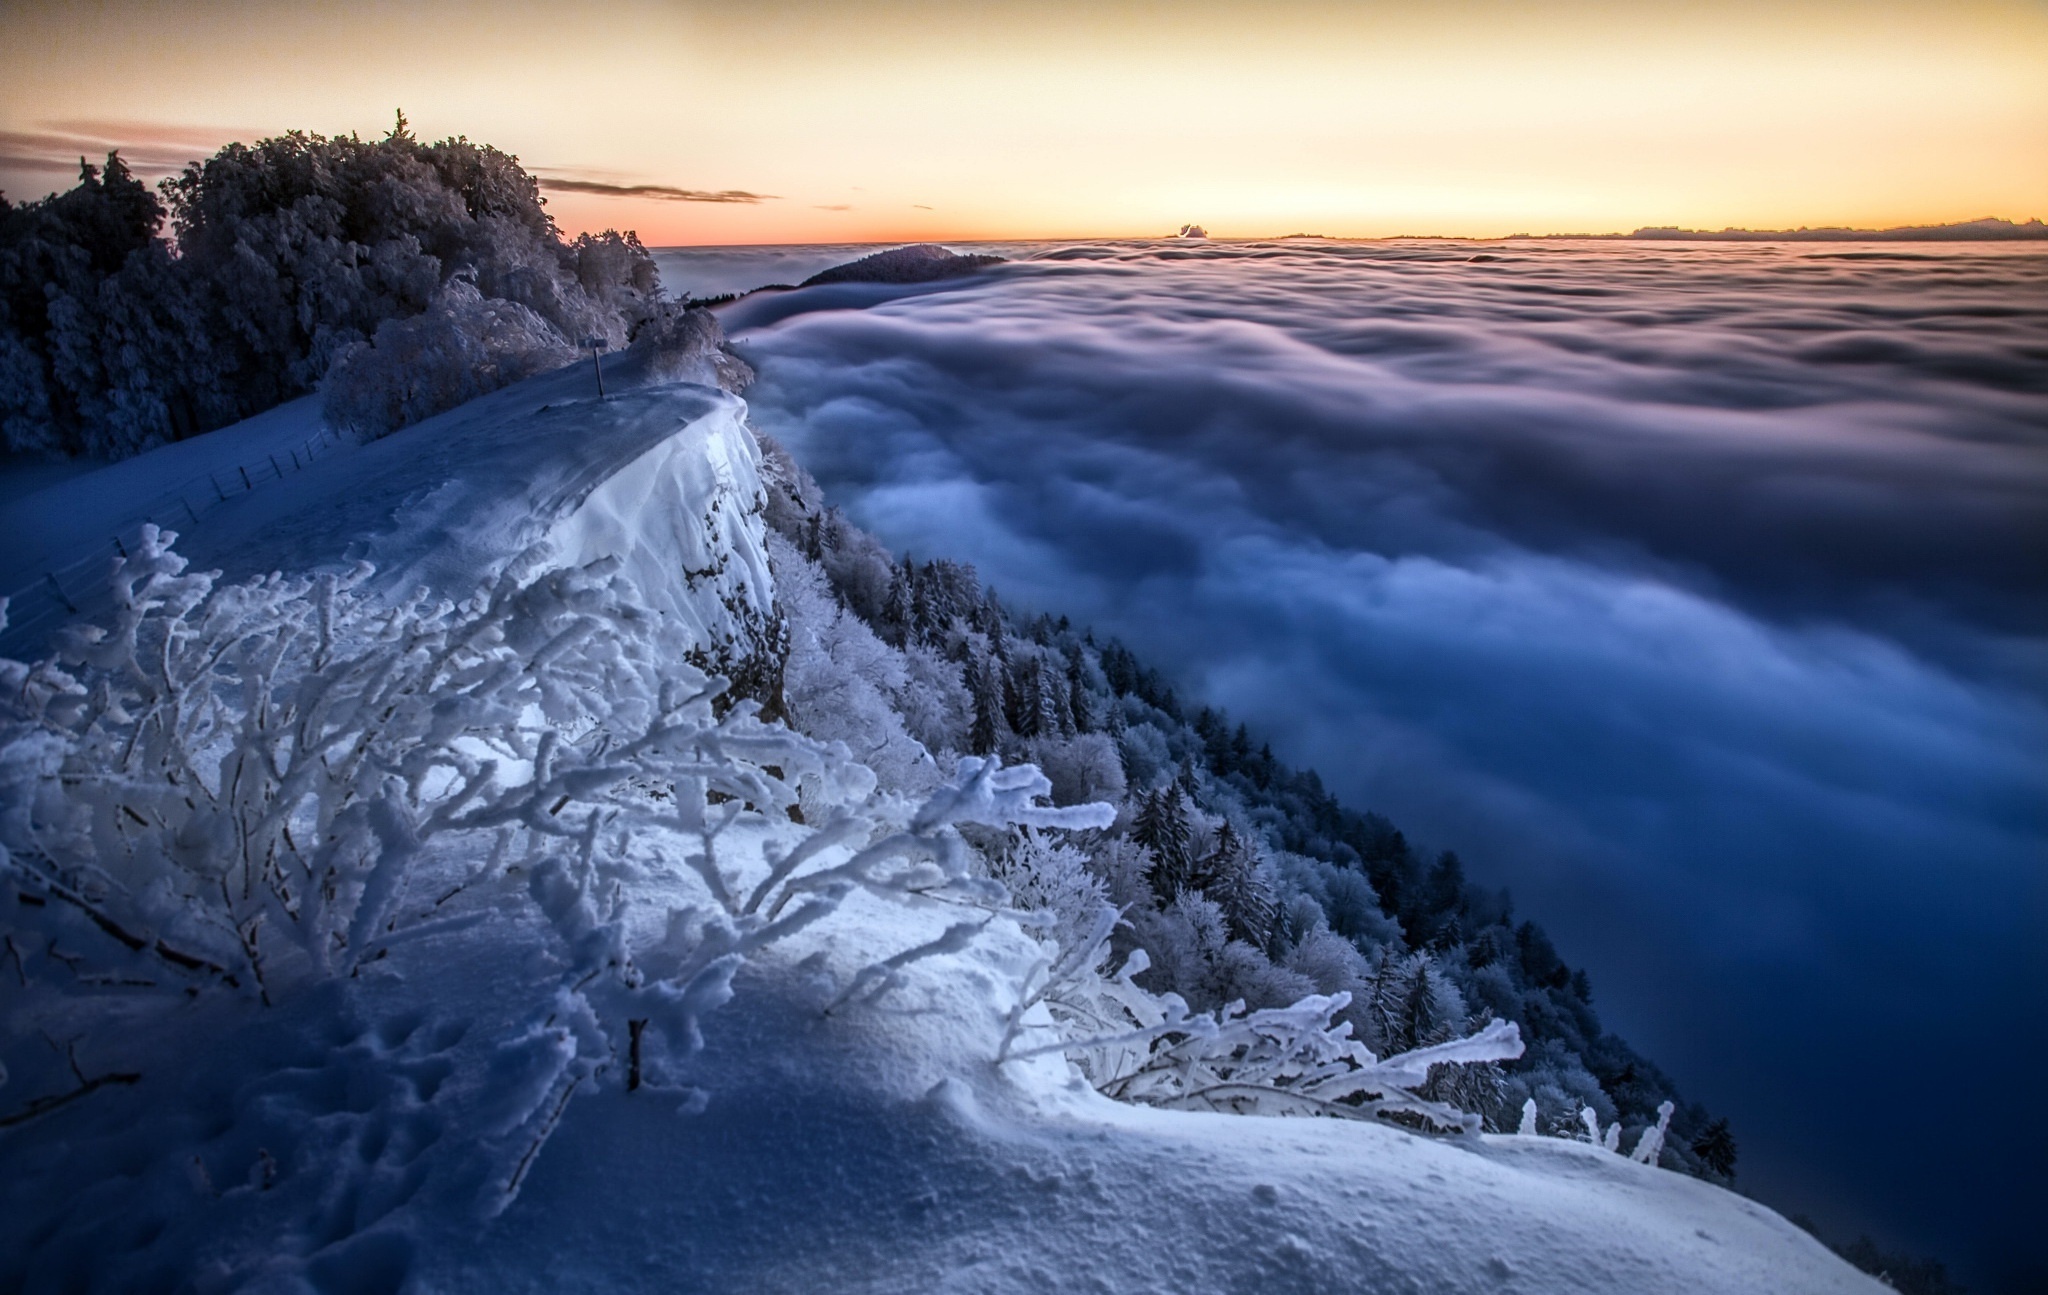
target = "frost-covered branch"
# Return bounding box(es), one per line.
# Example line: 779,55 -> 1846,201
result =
994,845 -> 1524,1135
0,531 -> 1120,1213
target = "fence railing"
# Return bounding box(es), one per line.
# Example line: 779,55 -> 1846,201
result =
0,422 -> 348,661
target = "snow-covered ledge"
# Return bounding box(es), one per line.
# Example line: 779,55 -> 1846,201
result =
540,394 -> 775,673
160,352 -> 781,679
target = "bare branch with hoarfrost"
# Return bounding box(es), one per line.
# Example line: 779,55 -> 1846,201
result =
0,534 -> 1122,1212
995,848 -> 1523,1134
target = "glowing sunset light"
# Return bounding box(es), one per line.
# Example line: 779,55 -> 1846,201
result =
2,0 -> 2043,243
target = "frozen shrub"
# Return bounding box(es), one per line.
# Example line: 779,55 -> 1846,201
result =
629,302 -> 754,391
1024,732 -> 1127,807
321,280 -> 575,438
987,829 -> 1113,961
0,527 -> 1113,1218
997,883 -> 1523,1134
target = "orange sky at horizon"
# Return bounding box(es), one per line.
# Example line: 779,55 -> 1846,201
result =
2,0 -> 2044,245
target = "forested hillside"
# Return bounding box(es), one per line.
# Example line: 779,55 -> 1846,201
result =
753,433 -> 1737,1178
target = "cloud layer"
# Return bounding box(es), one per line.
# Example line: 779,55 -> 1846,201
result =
719,240 -> 2048,1287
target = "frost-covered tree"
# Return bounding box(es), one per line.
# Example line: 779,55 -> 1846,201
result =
967,655 -> 1005,756
0,123 -> 680,458
0,154 -> 230,456
1133,785 -> 1196,896
1022,732 -> 1125,808
769,532 -> 937,795
1197,821 -> 1276,945
895,640 -> 972,756
1065,646 -> 1094,733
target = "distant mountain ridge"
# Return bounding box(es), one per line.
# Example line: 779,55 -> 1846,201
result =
798,242 -> 1004,286
1613,217 -> 2045,242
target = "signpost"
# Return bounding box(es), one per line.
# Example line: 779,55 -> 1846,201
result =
585,336 -> 610,398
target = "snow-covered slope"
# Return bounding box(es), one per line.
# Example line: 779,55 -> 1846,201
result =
472,887 -> 1878,1295
190,353 -> 775,671
0,351 -> 778,678
0,358 -> 1881,1294
0,394 -> 335,596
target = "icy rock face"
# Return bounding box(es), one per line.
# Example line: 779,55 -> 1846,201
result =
541,393 -> 785,704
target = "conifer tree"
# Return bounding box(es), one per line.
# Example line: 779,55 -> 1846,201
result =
1066,647 -> 1093,733
880,564 -> 911,645
1692,1118 -> 1738,1179
917,560 -> 957,639
1133,786 -> 1195,898
910,576 -> 937,646
1202,821 -> 1276,945
1033,657 -> 1069,737
968,656 -> 1005,756
1401,962 -> 1445,1053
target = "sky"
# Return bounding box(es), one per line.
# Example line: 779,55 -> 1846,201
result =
2,0 -> 2045,243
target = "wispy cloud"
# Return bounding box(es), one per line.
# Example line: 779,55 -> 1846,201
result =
913,204 -> 933,210
812,203 -> 853,212
0,120 -> 252,177
535,175 -> 775,203
42,118 -> 253,149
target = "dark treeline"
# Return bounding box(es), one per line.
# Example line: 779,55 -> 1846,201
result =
0,113 -> 666,457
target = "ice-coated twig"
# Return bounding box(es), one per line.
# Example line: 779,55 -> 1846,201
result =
1632,1100 -> 1676,1165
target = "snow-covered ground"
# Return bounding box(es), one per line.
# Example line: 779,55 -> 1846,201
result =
0,350 -> 772,666
0,395 -> 335,593
476,889 -> 1878,1295
0,355 -> 1881,1293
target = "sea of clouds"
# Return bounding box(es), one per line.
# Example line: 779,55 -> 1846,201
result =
683,239 -> 2045,1287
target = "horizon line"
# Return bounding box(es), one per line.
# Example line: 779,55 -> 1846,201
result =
640,217 -> 2048,251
